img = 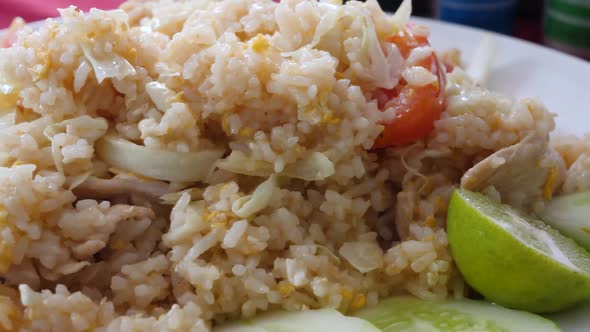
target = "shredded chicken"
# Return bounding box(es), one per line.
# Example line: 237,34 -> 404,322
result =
73,176 -> 172,201
461,134 -> 566,210
395,191 -> 415,240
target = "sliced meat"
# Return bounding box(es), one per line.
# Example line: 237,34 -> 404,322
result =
461,134 -> 566,209
71,239 -> 107,260
395,191 -> 415,240
73,176 -> 172,201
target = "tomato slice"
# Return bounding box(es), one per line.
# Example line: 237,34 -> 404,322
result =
373,26 -> 446,149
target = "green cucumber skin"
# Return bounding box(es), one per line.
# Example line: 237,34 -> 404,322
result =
216,295 -> 560,332
355,296 -> 561,332
541,191 -> 590,251
214,308 -> 379,332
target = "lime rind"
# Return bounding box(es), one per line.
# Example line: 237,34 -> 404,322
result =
448,189 -> 590,313
461,190 -> 590,274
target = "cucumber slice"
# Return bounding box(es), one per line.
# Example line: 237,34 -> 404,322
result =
215,308 -> 379,332
541,191 -> 590,251
354,296 -> 561,332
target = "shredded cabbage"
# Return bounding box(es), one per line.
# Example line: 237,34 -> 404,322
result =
288,151 -> 335,180
66,171 -> 91,190
145,81 -> 177,111
307,1 -> 407,89
339,241 -> 384,273
232,175 -> 277,218
96,134 -> 224,182
466,35 -> 496,87
310,2 -> 341,47
160,188 -> 203,205
359,13 -> 400,89
216,151 -> 273,177
217,150 -> 335,181
0,108 -> 15,130
390,0 -> 412,28
317,245 -> 341,265
163,194 -> 207,246
44,115 -> 109,141
81,45 -> 136,84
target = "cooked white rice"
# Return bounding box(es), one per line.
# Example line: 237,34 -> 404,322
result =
0,0 -> 581,330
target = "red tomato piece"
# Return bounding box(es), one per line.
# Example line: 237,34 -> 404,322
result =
373,26 -> 446,148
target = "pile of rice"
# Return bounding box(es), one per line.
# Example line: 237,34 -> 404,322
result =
0,0 -> 586,330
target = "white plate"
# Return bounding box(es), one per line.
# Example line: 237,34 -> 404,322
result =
3,16 -> 590,332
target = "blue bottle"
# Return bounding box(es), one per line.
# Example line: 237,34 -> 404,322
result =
437,0 -> 517,34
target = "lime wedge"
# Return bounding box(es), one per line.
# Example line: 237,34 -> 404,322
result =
447,189 -> 590,313
355,296 -> 561,332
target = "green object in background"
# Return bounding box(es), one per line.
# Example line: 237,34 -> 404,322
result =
544,0 -> 590,59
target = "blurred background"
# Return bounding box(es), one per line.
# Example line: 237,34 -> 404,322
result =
1,0 -> 589,60
384,0 -> 589,60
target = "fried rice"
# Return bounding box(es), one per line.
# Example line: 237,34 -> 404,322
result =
0,0 -> 585,331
